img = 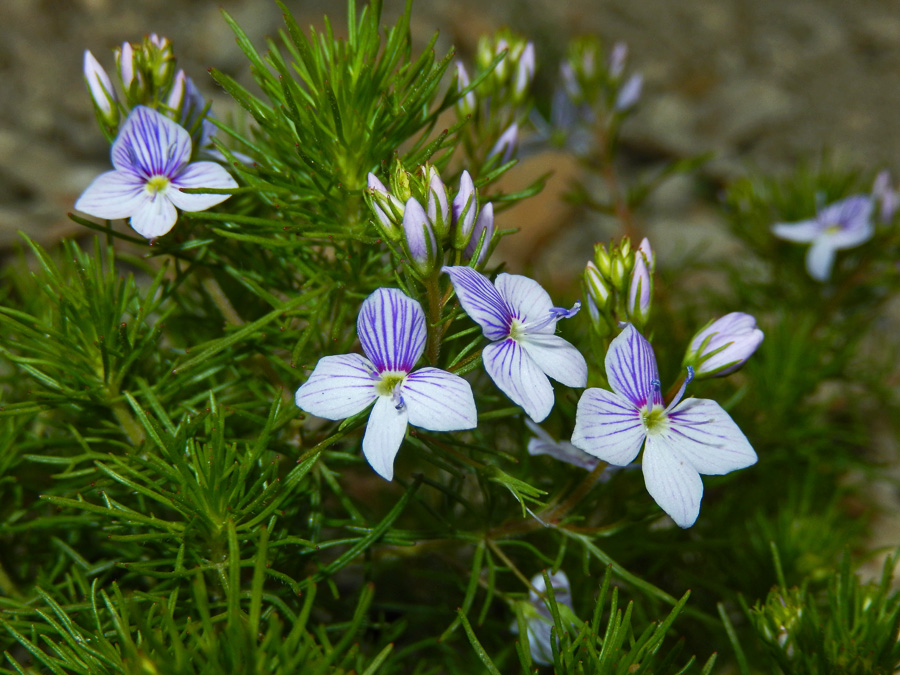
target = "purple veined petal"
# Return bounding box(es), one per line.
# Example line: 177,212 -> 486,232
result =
605,324 -> 663,409
294,353 -> 379,420
442,266 -> 512,341
519,334 -> 587,388
483,339 -> 554,422
571,388 -> 645,465
362,396 -> 409,481
805,237 -> 837,281
494,273 -> 554,332
74,169 -> 147,220
818,195 -> 872,233
771,219 -> 821,243
112,106 -> 191,179
357,288 -> 426,373
525,420 -> 600,471
129,191 -> 178,239
402,367 -> 477,431
664,398 -> 757,475
642,435 -> 704,528
826,218 -> 875,250
168,161 -> 238,211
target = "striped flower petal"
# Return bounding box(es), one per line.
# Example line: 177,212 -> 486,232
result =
112,106 -> 191,178
605,324 -> 663,409
571,388 -> 645,465
75,169 -> 147,220
357,288 -> 426,373
494,273 -> 554,332
442,266 -> 512,340
294,353 -> 378,420
483,338 -> 554,422
169,161 -> 238,212
362,396 -> 409,481
129,192 -> 178,239
664,398 -> 757,474
642,435 -> 704,528
520,334 -> 587,388
403,367 -> 477,431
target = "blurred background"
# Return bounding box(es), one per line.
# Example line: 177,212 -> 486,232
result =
3,0 -> 899,272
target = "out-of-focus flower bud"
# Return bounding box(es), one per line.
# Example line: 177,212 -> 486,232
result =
610,256 -> 627,288
873,170 -> 898,224
402,198 -> 437,276
84,50 -> 118,126
116,41 -> 137,91
455,61 -> 476,117
146,34 -> 175,87
584,261 -> 610,309
638,237 -> 655,272
614,73 -> 643,111
513,42 -> 535,100
422,165 -> 449,237
684,312 -> 764,378
608,41 -> 628,79
452,171 -> 478,248
488,123 -> 518,164
166,69 -> 186,115
366,173 -> 404,240
465,202 -> 494,267
626,253 -> 652,326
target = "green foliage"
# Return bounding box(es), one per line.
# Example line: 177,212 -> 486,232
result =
2,2 -> 900,674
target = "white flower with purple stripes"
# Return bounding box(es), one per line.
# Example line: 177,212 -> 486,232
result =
443,266 -> 587,423
295,287 -> 477,481
571,324 -> 757,528
75,105 -> 237,239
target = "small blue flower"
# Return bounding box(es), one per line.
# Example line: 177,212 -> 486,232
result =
572,324 -> 757,528
511,571 -> 575,666
75,106 -> 237,239
443,266 -> 587,423
772,195 -> 874,281
295,288 -> 477,481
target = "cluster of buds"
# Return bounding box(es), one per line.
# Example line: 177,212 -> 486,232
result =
682,313 -> 763,380
583,236 -> 654,335
560,36 -> 643,115
366,165 -> 496,277
83,35 -> 216,156
454,29 -> 533,169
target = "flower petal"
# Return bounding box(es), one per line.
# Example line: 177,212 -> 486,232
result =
571,388 -> 645,465
605,324 -> 663,409
495,273 -> 554,333
483,339 -> 554,422
520,334 -> 588,388
129,192 -> 178,239
442,266 -> 511,340
294,353 -> 378,420
362,396 -> 409,481
357,288 -> 426,373
402,367 -> 477,431
113,106 -> 191,178
771,219 -> 821,243
642,436 -> 703,528
805,237 -> 836,281
526,420 -> 600,471
168,161 -> 238,212
75,170 -> 147,220
664,398 -> 757,474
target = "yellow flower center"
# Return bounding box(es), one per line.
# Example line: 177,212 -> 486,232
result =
145,175 -> 170,195
375,371 -> 406,397
508,318 -> 526,341
641,405 -> 669,435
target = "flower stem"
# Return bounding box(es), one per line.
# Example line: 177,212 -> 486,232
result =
425,273 -> 444,364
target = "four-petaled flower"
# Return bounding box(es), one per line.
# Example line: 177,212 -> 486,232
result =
75,105 -> 237,239
295,288 -> 477,481
443,266 -> 587,423
571,324 -> 757,528
771,195 -> 874,281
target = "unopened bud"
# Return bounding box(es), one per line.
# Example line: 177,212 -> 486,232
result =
685,313 -> 764,378
608,42 -> 628,79
423,165 -> 449,237
452,171 -> 478,248
166,69 -> 186,115
638,237 -> 655,272
584,261 -> 610,309
465,202 -> 494,267
615,73 -> 643,111
455,61 -> 476,117
402,198 -> 437,275
117,42 -> 136,91
626,254 -> 652,325
367,173 -> 404,240
513,42 -> 535,100
488,123 -> 518,164
84,50 -> 118,125
594,243 -> 612,279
